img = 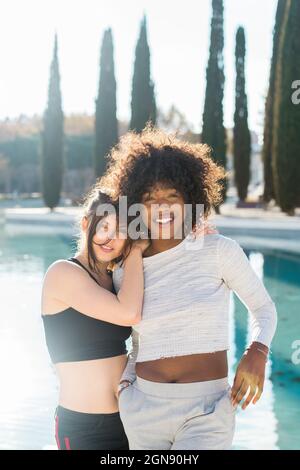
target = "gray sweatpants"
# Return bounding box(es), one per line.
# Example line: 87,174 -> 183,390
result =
118,375 -> 237,450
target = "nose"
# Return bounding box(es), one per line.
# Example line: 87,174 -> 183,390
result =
103,231 -> 115,244
151,198 -> 172,208
152,205 -> 174,221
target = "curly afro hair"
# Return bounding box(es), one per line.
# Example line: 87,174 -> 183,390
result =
98,123 -> 227,227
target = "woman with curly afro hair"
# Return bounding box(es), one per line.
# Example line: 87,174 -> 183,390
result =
98,124 -> 277,450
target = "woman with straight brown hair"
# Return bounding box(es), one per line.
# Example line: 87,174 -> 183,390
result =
41,187 -> 149,450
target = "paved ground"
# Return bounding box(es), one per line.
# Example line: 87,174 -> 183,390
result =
2,201 -> 300,222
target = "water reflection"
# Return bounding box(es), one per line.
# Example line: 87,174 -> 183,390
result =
262,251 -> 300,450
230,252 -> 278,449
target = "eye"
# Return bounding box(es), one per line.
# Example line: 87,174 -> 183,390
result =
96,220 -> 112,236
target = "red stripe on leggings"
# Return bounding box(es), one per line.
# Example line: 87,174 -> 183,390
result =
55,415 -> 61,450
64,437 -> 71,450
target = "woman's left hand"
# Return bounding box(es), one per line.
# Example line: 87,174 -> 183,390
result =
193,219 -> 218,237
231,343 -> 268,410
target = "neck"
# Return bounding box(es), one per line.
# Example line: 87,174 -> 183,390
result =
147,232 -> 185,256
76,250 -> 109,276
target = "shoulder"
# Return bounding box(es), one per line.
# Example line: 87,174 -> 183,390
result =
215,234 -> 240,249
43,259 -> 86,285
217,234 -> 246,258
216,235 -> 250,274
192,233 -> 239,251
201,234 -> 244,260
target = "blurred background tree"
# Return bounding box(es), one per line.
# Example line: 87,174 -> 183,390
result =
272,0 -> 300,215
233,27 -> 251,203
130,15 -> 157,132
201,0 -> 227,212
262,0 -> 287,204
40,34 -> 64,210
94,28 -> 118,179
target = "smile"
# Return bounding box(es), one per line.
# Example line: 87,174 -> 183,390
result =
99,244 -> 113,252
155,217 -> 173,224
154,213 -> 175,224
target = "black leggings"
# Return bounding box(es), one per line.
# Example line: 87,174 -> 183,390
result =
54,406 -> 129,450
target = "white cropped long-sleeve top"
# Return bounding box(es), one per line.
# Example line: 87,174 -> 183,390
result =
112,233 -> 278,384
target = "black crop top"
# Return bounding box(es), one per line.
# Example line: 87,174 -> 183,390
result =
42,257 -> 132,364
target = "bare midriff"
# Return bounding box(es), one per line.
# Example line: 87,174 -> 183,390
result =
135,351 -> 228,383
56,354 -> 128,413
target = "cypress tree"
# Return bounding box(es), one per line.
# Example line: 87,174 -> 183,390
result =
41,33 -> 64,210
94,28 -> 118,178
233,27 -> 251,202
272,0 -> 300,215
202,0 -> 227,211
262,0 -> 287,203
130,15 -> 156,132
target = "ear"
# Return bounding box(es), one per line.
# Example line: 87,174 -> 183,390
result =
81,216 -> 89,232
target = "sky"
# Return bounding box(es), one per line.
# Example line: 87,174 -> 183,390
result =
0,0 -> 278,136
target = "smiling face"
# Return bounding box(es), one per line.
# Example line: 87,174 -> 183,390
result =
82,212 -> 127,263
141,182 -> 186,240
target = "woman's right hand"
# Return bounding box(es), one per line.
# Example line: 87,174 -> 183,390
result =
117,380 -> 132,398
121,238 -> 150,264
192,219 -> 218,238
131,237 -> 151,254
